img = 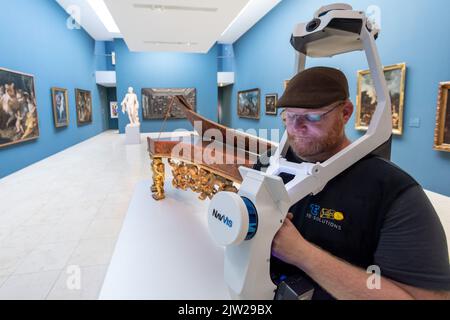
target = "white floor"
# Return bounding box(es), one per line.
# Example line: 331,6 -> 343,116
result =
0,130 -> 154,300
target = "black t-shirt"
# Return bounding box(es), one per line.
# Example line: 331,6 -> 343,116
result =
268,150 -> 450,299
373,184 -> 450,291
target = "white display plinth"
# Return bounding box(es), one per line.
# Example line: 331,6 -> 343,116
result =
125,124 -> 141,145
99,180 -> 230,300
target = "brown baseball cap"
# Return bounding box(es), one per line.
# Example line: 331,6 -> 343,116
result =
277,67 -> 349,109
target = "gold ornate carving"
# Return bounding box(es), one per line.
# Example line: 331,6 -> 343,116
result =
151,157 -> 165,200
168,159 -> 238,200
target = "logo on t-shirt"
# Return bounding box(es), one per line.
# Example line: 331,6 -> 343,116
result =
307,204 -> 345,231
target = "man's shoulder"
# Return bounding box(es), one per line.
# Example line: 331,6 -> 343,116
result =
339,155 -> 419,189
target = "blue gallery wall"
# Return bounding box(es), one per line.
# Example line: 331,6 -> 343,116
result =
107,87 -> 118,130
95,41 -> 117,130
223,0 -> 450,196
114,39 -> 218,133
105,41 -> 116,72
0,0 -> 108,178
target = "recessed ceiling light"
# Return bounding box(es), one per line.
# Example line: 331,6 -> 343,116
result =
144,41 -> 198,46
87,0 -> 120,33
133,4 -> 218,13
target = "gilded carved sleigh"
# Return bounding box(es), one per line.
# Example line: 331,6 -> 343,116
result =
147,95 -> 275,200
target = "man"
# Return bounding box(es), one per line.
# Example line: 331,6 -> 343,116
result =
270,67 -> 450,300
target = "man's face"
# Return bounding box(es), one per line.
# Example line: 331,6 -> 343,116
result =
285,101 -> 352,160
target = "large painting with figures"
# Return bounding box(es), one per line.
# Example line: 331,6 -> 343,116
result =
356,63 -> 406,135
75,89 -> 92,125
0,67 -> 39,148
141,88 -> 196,120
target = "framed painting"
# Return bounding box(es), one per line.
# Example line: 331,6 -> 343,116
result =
141,88 -> 196,120
75,89 -> 92,125
51,87 -> 69,128
237,88 -> 260,120
110,101 -> 118,119
0,67 -> 39,148
265,94 -> 278,116
356,63 -> 406,135
433,82 -> 450,152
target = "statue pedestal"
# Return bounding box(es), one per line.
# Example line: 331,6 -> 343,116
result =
125,124 -> 141,145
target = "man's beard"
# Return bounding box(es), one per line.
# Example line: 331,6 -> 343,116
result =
288,120 -> 345,162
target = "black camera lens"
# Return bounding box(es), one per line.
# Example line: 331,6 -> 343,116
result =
306,19 -> 321,32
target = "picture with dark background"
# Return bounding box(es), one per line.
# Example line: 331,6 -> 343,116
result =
142,88 -> 196,120
356,63 -> 406,135
51,87 -> 69,128
265,94 -> 278,115
75,89 -> 92,125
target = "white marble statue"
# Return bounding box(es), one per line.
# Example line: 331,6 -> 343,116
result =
121,87 -> 140,126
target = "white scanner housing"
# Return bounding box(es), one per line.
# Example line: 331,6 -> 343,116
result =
208,3 -> 392,300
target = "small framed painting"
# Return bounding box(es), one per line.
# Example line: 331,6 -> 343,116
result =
75,89 -> 92,125
110,101 -> 118,119
265,94 -> 278,116
51,87 -> 69,128
237,88 -> 260,120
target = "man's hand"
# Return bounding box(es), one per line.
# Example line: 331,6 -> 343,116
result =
271,214 -> 448,300
272,213 -> 311,267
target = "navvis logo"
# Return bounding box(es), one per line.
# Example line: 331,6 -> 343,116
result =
212,209 -> 233,228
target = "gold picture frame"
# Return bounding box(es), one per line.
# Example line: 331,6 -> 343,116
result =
75,88 -> 92,125
433,82 -> 450,152
356,63 -> 406,135
265,94 -> 278,116
141,88 -> 196,120
237,88 -> 260,120
51,87 -> 69,128
0,67 -> 40,148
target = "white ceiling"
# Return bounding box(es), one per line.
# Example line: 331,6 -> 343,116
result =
56,0 -> 281,53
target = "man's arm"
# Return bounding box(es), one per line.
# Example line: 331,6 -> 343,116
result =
392,281 -> 450,300
272,214 -> 450,300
